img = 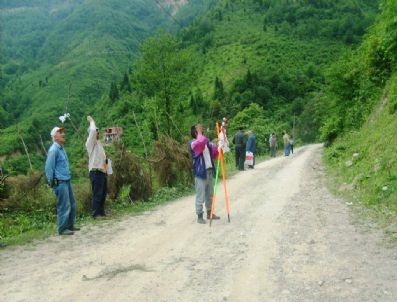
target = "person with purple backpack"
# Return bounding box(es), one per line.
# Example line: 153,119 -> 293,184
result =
189,124 -> 221,224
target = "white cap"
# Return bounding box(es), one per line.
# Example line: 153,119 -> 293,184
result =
50,127 -> 64,138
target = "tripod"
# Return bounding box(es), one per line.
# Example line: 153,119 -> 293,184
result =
209,122 -> 231,226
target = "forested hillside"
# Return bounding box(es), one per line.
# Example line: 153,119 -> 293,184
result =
0,0 -> 216,158
89,0 -> 378,161
0,0 -> 380,175
179,0 -> 378,143
321,0 -> 397,214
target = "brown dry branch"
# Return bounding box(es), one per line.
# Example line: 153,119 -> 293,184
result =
16,124 -> 33,172
0,171 -> 53,211
108,142 -> 152,202
151,135 -> 193,187
39,135 -> 48,156
0,171 -> 8,200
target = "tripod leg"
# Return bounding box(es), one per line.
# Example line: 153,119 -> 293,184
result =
220,150 -> 231,222
210,157 -> 221,226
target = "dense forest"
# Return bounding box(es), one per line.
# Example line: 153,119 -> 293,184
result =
2,0 -> 397,242
1,0 -> 378,164
0,0 -> 216,157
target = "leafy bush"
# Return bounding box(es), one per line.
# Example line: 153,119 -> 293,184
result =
320,116 -> 343,145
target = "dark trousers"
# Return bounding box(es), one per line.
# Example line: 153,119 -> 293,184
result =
271,146 -> 277,157
89,170 -> 107,217
235,145 -> 245,171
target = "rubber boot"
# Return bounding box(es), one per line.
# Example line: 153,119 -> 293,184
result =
197,213 -> 206,224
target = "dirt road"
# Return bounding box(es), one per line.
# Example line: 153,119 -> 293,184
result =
1,145 -> 396,302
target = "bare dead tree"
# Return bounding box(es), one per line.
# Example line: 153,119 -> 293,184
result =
132,110 -> 148,158
164,111 -> 183,138
16,125 -> 33,172
39,135 -> 48,156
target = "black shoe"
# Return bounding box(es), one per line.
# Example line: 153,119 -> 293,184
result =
197,213 -> 206,224
60,229 -> 74,235
70,226 -> 80,231
207,211 -> 220,220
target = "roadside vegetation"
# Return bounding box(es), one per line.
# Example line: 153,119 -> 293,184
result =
322,0 -> 397,223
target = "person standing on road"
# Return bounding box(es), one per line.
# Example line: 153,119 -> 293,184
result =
233,127 -> 245,171
290,136 -> 294,154
283,131 -> 291,156
45,127 -> 79,235
246,130 -> 256,169
270,133 -> 278,158
86,116 -> 108,219
189,124 -> 220,224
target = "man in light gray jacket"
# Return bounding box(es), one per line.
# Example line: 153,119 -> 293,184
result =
86,116 -> 107,218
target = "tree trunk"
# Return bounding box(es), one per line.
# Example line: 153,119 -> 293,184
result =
17,125 -> 33,172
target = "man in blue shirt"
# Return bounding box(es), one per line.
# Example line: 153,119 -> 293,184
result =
45,127 -> 79,235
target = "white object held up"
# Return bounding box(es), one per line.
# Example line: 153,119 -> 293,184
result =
59,113 -> 71,124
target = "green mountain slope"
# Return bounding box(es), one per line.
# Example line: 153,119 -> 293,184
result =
84,0 -> 379,166
0,0 -> 216,156
0,0 -> 380,175
176,0 -> 378,142
322,0 -> 397,214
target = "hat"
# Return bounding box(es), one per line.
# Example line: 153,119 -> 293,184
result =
50,127 -> 64,138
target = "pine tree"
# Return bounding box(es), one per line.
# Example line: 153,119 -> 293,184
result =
213,76 -> 225,101
109,81 -> 119,101
120,72 -> 132,92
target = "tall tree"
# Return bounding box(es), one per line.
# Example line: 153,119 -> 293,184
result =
213,76 -> 225,101
133,32 -> 197,136
109,82 -> 119,101
120,72 -> 132,92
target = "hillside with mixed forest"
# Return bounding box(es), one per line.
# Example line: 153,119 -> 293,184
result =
178,0 -> 379,142
89,0 -> 379,160
0,0 -> 216,156
321,0 -> 397,215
